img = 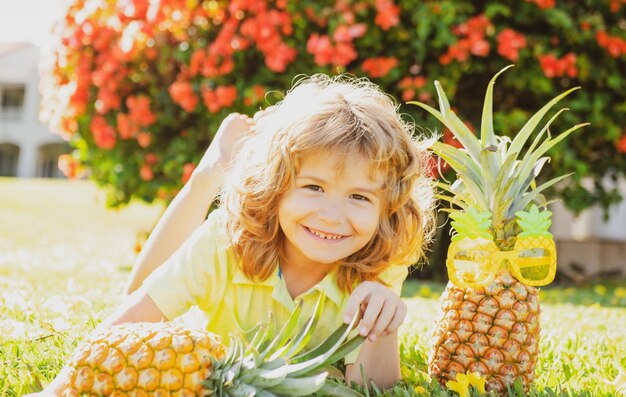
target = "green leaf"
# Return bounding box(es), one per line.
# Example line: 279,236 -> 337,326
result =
268,372 -> 328,396
431,142 -> 482,185
512,173 -> 573,214
319,380 -> 365,397
507,87 -> 580,158
481,65 -> 514,147
513,123 -> 589,199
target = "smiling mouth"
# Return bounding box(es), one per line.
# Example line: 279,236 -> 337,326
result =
303,225 -> 348,240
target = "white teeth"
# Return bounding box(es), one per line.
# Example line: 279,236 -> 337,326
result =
307,227 -> 344,240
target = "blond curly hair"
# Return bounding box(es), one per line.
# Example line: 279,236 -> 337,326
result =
221,74 -> 436,292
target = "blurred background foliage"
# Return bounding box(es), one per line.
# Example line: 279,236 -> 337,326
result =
41,0 -> 625,213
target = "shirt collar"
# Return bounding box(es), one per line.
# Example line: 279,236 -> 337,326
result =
231,265 -> 344,307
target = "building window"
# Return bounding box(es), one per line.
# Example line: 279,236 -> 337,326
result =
0,143 -> 20,176
37,142 -> 71,178
0,85 -> 26,120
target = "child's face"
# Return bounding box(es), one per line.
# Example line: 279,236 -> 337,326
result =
278,149 -> 384,270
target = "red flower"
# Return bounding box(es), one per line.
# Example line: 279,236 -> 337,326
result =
349,23 -> 368,39
216,85 -> 238,108
580,21 -> 591,32
561,53 -> 578,77
169,80 -> 198,112
465,15 -> 491,37
539,54 -> 561,78
202,85 -> 238,113
442,15 -> 492,64
306,33 -> 357,67
145,153 -> 158,165
596,30 -> 626,58
525,0 -> 556,9
539,52 -> 578,78
140,163 -> 154,181
189,49 -> 205,77
117,113 -> 139,139
617,134 -> 626,154
95,86 -> 121,114
238,9 -> 297,72
307,34 -> 333,66
244,84 -> 266,106
333,25 -> 352,43
58,154 -> 80,179
89,116 -> 116,149
265,43 -> 297,72
497,28 -> 527,62
127,95 -> 157,127
399,76 -> 427,101
136,131 -> 152,148
374,0 -> 400,30
331,42 -> 358,66
361,57 -> 398,78
470,37 -> 490,57
610,0 -> 625,13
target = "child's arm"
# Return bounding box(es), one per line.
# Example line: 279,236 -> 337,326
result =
124,113 -> 256,294
343,281 -> 407,388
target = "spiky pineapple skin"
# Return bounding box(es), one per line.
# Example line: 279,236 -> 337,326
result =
63,322 -> 225,396
428,271 -> 540,394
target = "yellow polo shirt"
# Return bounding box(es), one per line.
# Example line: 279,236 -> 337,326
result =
143,208 -> 408,363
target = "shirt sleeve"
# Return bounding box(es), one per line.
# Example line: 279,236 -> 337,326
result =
142,209 -> 230,320
379,264 -> 409,296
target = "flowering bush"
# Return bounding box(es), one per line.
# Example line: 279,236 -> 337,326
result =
42,0 -> 626,212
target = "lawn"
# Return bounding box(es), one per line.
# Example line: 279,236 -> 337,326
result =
1,178 -> 625,396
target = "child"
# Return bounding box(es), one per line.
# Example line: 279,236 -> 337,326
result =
38,74 -> 435,394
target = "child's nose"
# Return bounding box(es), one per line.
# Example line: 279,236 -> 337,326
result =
317,199 -> 345,224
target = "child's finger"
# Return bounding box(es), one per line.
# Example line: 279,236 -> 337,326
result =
383,302 -> 407,335
343,285 -> 371,323
359,295 -> 384,337
369,301 -> 395,339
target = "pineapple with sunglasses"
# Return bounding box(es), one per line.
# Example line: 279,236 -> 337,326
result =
410,66 -> 587,393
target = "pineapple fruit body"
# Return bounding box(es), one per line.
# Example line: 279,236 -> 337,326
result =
61,294 -> 364,397
64,322 -> 226,396
429,271 -> 540,393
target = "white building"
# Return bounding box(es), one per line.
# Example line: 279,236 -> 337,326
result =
0,42 -> 69,178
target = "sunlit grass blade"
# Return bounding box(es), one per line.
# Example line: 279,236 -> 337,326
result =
319,380 -> 365,397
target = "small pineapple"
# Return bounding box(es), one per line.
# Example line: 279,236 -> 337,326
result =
514,205 -> 557,285
410,65 -> 587,393
447,208 -> 498,288
63,294 -> 364,396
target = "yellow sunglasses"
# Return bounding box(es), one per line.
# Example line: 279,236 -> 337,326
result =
446,206 -> 557,289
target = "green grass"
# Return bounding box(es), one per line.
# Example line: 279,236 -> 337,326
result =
1,178 -> 625,396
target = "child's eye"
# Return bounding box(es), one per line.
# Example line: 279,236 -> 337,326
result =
304,184 -> 323,192
350,194 -> 370,202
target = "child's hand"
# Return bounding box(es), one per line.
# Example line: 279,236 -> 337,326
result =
194,112 -> 255,179
192,108 -> 275,186
343,281 -> 407,342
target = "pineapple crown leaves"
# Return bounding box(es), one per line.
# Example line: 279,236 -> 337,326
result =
515,204 -> 554,238
449,207 -> 493,242
409,65 -> 589,235
205,292 -> 365,397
